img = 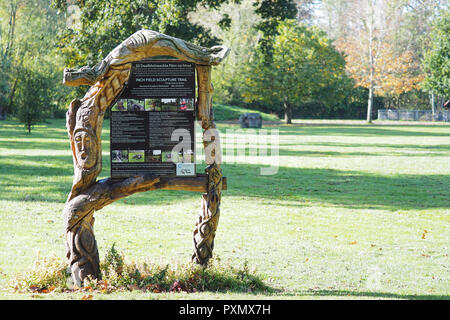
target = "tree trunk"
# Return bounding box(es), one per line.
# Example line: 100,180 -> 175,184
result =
367,87 -> 373,123
367,45 -> 374,123
431,93 -> 436,119
366,1 -> 375,124
283,101 -> 292,124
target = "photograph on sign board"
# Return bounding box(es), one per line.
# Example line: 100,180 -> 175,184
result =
111,99 -> 127,111
145,99 -> 161,111
174,151 -> 184,163
162,151 -> 183,163
129,150 -> 145,162
183,149 -> 194,163
179,98 -> 194,111
111,150 -> 129,163
161,98 -> 178,111
128,99 -> 145,111
146,149 -> 162,162
162,151 -> 171,162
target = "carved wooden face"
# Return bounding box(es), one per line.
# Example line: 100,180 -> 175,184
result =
74,130 -> 97,169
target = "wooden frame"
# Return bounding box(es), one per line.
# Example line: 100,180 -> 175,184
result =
62,30 -> 229,286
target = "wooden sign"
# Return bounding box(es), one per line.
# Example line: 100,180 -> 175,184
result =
62,30 -> 230,286
110,58 -> 196,178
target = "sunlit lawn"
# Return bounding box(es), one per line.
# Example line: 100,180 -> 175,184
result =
0,118 -> 449,300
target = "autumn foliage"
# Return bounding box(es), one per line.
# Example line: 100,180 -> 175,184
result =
337,39 -> 424,100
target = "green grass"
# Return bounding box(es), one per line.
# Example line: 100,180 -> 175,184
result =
213,103 -> 280,121
0,118 -> 449,300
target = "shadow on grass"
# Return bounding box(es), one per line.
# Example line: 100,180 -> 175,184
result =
0,158 -> 448,210
1,119 -> 448,210
290,289 -> 448,300
300,142 -> 450,152
275,125 -> 450,137
223,163 -> 450,211
277,148 -> 447,158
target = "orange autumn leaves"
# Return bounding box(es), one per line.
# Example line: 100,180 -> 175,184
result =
336,39 -> 424,98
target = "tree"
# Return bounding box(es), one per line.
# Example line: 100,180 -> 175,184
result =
252,0 -> 298,58
0,0 -> 68,127
338,39 -> 424,110
0,58 -> 10,119
422,10 -> 449,99
293,0 -> 316,24
316,0 -> 352,40
189,0 -> 262,105
243,20 -> 350,124
318,0 -> 447,119
0,0 -> 21,118
14,64 -> 52,133
52,0 -> 233,69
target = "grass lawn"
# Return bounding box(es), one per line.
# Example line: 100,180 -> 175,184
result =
0,118 -> 449,300
212,103 -> 280,122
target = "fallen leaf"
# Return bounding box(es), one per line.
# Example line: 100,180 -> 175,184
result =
81,295 -> 93,300
349,241 -> 357,245
127,284 -> 139,291
29,286 -> 39,292
82,286 -> 93,292
170,281 -> 183,292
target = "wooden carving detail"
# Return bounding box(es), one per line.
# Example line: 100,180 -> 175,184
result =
63,30 -> 228,286
192,164 -> 223,265
192,65 -> 223,265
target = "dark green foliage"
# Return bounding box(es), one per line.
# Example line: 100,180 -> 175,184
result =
13,66 -> 53,133
422,10 -> 449,98
0,58 -> 10,118
52,0 -> 233,68
243,20 -> 353,123
292,87 -> 385,120
253,0 -> 297,57
0,0 -> 72,126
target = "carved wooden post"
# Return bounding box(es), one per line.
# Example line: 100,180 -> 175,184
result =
64,65 -> 132,285
62,30 -> 229,286
192,65 -> 223,265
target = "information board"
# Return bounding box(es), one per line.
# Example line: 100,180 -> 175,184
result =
110,58 -> 196,178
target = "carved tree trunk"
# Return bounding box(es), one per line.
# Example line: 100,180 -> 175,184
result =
65,211 -> 100,286
64,65 -> 133,287
191,65 -> 223,265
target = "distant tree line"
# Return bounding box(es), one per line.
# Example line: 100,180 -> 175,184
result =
0,0 -> 448,131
